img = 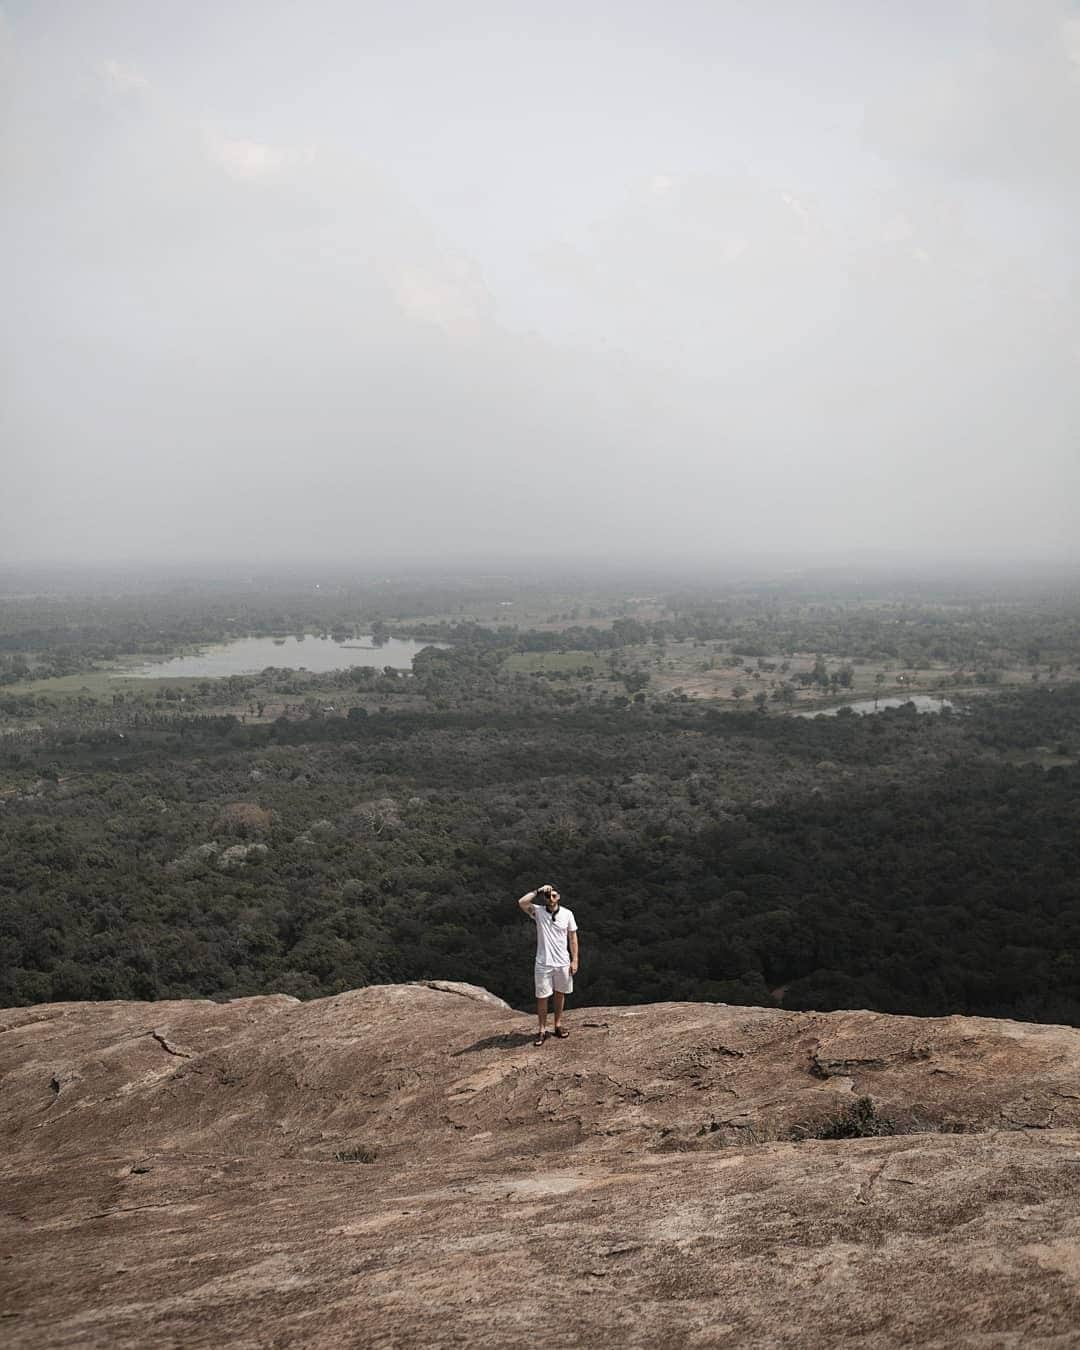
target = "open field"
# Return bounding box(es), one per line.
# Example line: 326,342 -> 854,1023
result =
2,669 -> 202,699
618,639 -> 1074,707
506,639 -> 1078,712
503,650 -> 606,675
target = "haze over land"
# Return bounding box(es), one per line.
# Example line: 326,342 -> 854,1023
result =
3,0 -> 1078,568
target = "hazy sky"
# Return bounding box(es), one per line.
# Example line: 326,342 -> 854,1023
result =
3,1 -> 1079,567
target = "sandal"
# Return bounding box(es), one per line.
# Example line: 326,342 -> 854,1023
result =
553,1027 -> 570,1039
533,1032 -> 547,1047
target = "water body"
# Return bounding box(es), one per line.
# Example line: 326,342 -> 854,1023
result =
121,635 -> 437,679
796,695 -> 956,718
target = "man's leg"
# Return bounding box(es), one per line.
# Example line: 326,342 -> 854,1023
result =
552,990 -> 565,1030
535,996 -> 549,1041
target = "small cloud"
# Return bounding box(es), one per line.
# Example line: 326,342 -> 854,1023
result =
209,136 -> 286,181
716,235 -> 748,264
101,59 -> 150,96
781,192 -> 810,229
880,214 -> 913,244
203,131 -> 318,182
394,266 -> 488,335
1065,17 -> 1080,71
781,191 -> 815,249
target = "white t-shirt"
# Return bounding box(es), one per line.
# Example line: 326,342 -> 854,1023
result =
529,904 -> 578,968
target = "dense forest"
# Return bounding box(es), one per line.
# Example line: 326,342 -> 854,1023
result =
2,574 -> 1078,1024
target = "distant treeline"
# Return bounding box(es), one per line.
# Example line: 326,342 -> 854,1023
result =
4,577 -> 1080,684
408,602 -> 1080,671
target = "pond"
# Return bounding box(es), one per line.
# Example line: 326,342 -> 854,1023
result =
120,634 -> 438,679
796,695 -> 956,718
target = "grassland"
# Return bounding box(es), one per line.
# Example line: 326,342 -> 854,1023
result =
502,651 -> 606,675
505,639 -> 1074,712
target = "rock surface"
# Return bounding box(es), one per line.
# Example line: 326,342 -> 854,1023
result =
3,986 -> 1080,1347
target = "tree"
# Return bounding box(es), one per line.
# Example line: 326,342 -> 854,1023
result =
622,670 -> 651,694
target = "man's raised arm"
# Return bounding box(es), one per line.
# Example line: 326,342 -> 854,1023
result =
517,888 -> 540,915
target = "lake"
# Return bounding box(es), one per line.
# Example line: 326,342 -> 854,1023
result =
796,695 -> 956,718
121,634 -> 438,679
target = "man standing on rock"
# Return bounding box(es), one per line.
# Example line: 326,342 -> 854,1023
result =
517,884 -> 579,1046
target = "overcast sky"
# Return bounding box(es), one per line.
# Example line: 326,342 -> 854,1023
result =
3,1 -> 1079,568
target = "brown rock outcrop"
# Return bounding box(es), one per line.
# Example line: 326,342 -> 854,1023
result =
3,987 -> 1080,1347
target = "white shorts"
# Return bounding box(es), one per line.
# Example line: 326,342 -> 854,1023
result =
534,964 -> 573,998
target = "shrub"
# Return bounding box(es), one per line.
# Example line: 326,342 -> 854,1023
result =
333,1145 -> 378,1163
791,1096 -> 897,1142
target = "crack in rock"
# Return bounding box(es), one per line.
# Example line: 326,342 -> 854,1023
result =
150,1029 -> 193,1058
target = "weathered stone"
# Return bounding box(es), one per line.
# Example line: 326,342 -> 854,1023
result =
413,979 -> 512,1009
3,990 -> 1080,1347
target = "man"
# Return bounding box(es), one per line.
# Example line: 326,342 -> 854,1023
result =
517,884 -> 579,1046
